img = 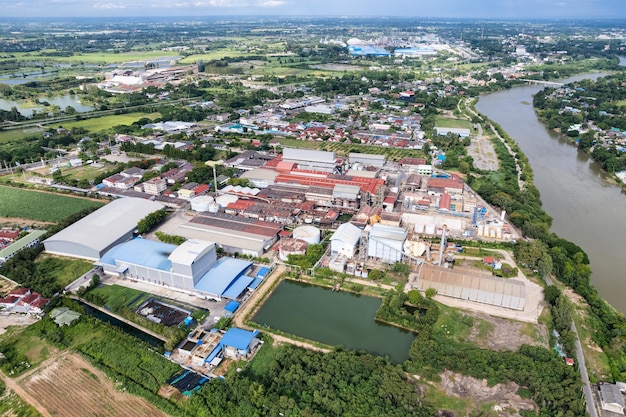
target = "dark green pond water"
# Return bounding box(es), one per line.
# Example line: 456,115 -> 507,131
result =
253,280 -> 415,363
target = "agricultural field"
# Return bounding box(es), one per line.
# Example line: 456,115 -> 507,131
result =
0,128 -> 41,144
0,186 -> 103,223
178,50 -> 249,64
51,112 -> 161,132
21,50 -> 179,65
0,383 -> 41,417
19,353 -> 171,417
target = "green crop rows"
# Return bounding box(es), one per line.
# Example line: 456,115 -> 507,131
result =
0,186 -> 103,223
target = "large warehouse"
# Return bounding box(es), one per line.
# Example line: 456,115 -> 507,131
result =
98,238 -> 255,300
44,198 -> 164,260
175,212 -> 282,257
414,264 -> 526,310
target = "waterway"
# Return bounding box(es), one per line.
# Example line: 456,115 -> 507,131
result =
75,299 -> 165,348
252,280 -> 416,363
476,60 -> 626,312
0,94 -> 94,117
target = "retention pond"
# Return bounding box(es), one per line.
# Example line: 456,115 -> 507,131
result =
252,280 -> 415,363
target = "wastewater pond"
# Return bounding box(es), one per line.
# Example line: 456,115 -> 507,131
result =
253,280 -> 415,363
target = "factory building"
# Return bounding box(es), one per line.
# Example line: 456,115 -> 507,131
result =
174,212 -> 282,257
348,153 -> 386,168
330,223 -> 362,260
282,148 -> 339,173
98,238 -> 254,300
44,198 -> 164,261
367,224 -> 408,263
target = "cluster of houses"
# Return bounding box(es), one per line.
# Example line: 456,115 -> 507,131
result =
0,287 -> 49,315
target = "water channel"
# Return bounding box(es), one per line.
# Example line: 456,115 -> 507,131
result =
476,59 -> 626,312
74,299 -> 165,348
252,280 -> 416,363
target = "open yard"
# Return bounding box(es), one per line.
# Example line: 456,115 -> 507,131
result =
19,353 -> 171,417
435,117 -> 472,129
51,112 -> 161,132
0,186 -> 103,223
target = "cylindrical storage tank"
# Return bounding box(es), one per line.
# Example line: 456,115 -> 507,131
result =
414,224 -> 425,234
190,195 -> 214,212
215,194 -> 238,207
208,202 -> 220,213
293,225 -> 321,245
425,224 -> 436,235
477,225 -> 484,237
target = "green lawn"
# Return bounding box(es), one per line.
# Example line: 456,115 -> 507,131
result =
87,284 -> 147,311
0,129 -> 41,144
434,117 -> 472,129
52,112 -> 161,132
0,186 -> 103,223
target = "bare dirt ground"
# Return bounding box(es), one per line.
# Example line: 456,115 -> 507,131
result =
468,124 -> 499,171
0,217 -> 54,228
17,353 -> 171,417
437,370 -> 537,417
0,314 -> 40,336
465,311 -> 549,351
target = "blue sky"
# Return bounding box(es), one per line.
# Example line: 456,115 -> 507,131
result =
0,0 -> 624,18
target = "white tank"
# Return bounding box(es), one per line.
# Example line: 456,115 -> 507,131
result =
215,194 -> 238,207
190,196 -> 214,212
293,225 -> 321,245
425,224 -> 436,235
414,224 -> 425,234
208,202 -> 220,213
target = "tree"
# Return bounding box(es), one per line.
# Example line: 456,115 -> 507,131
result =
425,288 -> 437,299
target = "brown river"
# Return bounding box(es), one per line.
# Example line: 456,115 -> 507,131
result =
476,60 -> 626,313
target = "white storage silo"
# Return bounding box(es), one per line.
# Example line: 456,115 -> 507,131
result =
191,196 -> 214,212
293,225 -> 321,245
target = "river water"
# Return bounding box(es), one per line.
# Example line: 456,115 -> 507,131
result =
476,60 -> 626,312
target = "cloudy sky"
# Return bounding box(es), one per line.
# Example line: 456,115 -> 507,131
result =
0,0 -> 624,19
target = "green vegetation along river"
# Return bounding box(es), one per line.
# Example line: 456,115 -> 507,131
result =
476,71 -> 626,313
252,280 -> 415,363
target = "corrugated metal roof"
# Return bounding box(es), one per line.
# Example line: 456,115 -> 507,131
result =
168,239 -> 215,265
369,224 -> 408,241
44,198 -> 163,258
221,328 -> 259,350
100,238 -> 177,271
283,148 -> 335,164
330,223 -> 362,246
416,264 -> 526,310
194,258 -> 252,297
190,213 -> 282,237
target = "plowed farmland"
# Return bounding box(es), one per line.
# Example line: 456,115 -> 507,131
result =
20,353 -> 171,417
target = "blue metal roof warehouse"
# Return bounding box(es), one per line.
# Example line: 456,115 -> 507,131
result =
98,238 -> 253,300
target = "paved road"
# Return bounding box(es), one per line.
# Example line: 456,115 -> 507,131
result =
544,274 -> 597,417
571,319 -> 598,417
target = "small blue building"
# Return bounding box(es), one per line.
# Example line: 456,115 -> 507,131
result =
221,328 -> 261,358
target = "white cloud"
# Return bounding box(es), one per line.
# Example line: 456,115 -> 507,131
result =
93,2 -> 127,8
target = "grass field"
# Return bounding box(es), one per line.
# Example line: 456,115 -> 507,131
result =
435,117 -> 472,129
0,128 -> 42,144
178,50 -> 249,64
0,186 -> 103,223
87,284 -> 147,311
51,111 -> 161,132
60,163 -> 114,182
0,386 -> 42,417
23,50 -> 180,65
